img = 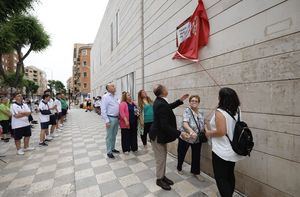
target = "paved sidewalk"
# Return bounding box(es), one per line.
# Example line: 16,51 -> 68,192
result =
0,109 -> 221,197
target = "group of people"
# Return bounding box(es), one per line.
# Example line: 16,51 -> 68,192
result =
0,89 -> 69,156
100,83 -> 244,196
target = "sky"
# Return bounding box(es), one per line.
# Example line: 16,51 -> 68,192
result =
24,0 -> 109,86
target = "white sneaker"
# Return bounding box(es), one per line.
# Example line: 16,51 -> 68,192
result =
46,136 -> 53,140
57,128 -> 62,132
59,124 -> 64,127
24,147 -> 35,151
17,149 -> 25,155
53,133 -> 59,137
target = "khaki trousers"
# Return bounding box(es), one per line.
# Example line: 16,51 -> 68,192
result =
151,139 -> 167,179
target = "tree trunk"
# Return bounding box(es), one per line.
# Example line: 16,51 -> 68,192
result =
14,48 -> 23,87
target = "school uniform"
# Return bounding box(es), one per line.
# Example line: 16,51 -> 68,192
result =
10,102 -> 31,140
54,98 -> 62,120
39,100 -> 51,129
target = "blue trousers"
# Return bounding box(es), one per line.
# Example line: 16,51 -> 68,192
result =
106,117 -> 119,154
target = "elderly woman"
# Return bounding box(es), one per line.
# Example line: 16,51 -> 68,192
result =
177,95 -> 205,180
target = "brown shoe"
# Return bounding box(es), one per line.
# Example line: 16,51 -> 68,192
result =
156,179 -> 171,190
163,176 -> 174,185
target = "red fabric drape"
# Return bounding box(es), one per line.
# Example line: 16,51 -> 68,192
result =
173,0 -> 210,62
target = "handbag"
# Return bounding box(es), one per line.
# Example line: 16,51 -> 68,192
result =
189,108 -> 208,143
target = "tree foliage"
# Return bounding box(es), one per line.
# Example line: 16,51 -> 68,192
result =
0,0 -> 50,88
47,80 -> 66,94
0,0 -> 37,23
24,79 -> 39,98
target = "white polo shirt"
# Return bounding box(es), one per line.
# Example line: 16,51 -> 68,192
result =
48,98 -> 55,114
10,102 -> 31,129
39,100 -> 50,123
54,98 -> 62,113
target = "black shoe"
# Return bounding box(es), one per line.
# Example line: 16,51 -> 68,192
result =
112,149 -> 120,153
163,176 -> 174,185
107,153 -> 115,159
156,179 -> 171,190
45,139 -> 52,142
3,138 -> 9,143
39,142 -> 48,147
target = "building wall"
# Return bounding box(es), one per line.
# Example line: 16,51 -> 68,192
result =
24,66 -> 47,96
91,0 -> 300,196
91,0 -> 143,99
73,44 -> 92,97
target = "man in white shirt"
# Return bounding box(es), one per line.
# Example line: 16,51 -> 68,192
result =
10,93 -> 35,155
39,94 -> 52,146
101,83 -> 120,159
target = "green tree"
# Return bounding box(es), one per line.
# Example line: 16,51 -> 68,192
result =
9,15 -> 50,86
0,0 -> 37,22
0,72 -> 25,94
54,80 -> 66,93
0,0 -> 38,81
24,79 -> 39,98
47,80 -> 66,94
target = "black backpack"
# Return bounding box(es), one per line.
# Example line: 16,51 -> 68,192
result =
225,109 -> 254,156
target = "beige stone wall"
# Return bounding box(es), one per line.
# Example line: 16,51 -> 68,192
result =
142,0 -> 300,196
91,0 -> 300,196
91,0 -> 143,98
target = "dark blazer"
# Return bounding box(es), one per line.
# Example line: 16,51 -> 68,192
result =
149,97 -> 183,144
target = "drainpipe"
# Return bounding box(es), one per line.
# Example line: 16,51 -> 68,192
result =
141,0 -> 145,89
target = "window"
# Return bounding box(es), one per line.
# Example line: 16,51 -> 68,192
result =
116,10 -> 120,44
83,72 -> 87,77
82,61 -> 87,66
84,83 -> 87,88
110,22 -> 114,51
82,49 -> 87,56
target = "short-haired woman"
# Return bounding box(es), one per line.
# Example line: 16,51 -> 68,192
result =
119,92 -> 138,154
137,90 -> 153,149
177,95 -> 205,180
205,87 -> 244,197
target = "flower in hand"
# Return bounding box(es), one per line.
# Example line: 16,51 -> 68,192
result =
190,131 -> 197,140
180,132 -> 190,140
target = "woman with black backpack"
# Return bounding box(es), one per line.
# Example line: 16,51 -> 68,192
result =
205,87 -> 245,197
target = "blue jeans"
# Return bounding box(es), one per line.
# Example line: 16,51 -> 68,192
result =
106,117 -> 119,154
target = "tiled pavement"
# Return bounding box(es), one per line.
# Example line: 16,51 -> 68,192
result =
0,109 -> 224,197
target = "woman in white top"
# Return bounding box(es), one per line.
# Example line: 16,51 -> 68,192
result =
205,88 -> 244,197
10,93 -> 35,155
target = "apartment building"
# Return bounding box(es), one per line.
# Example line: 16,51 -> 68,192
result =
24,65 -> 47,96
91,1 -> 300,196
73,43 -> 92,98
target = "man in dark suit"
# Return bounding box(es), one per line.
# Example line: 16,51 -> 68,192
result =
150,84 -> 190,190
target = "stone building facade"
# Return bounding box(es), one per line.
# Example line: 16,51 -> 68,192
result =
24,65 -> 47,96
91,0 -> 300,196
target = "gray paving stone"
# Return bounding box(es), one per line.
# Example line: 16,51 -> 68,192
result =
93,164 -> 112,174
75,176 -> 98,191
99,179 -> 123,196
53,174 -> 75,187
125,183 -> 150,197
74,162 -> 92,171
33,171 -> 56,183
136,169 -> 156,182
113,167 -> 133,177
